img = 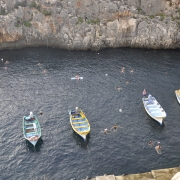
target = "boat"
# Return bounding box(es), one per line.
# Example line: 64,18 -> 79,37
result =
175,90 -> 180,104
71,76 -> 83,80
142,94 -> 166,125
23,112 -> 41,146
68,108 -> 90,141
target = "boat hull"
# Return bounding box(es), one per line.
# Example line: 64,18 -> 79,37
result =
29,140 -> 38,146
142,96 -> 166,125
69,109 -> 90,141
175,90 -> 180,104
23,115 -> 41,146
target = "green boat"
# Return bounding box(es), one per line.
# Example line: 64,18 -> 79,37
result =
23,112 -> 41,146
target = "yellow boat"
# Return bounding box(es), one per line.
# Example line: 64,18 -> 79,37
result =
68,108 -> 90,141
175,90 -> 180,104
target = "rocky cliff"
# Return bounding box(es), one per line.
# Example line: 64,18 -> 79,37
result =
0,0 -> 180,50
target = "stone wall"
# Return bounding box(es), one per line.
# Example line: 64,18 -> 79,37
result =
0,0 -> 180,50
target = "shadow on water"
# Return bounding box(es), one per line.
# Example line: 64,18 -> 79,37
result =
146,116 -> 166,128
72,132 -> 90,148
25,137 -> 44,152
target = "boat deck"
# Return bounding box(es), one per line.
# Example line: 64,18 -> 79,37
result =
143,97 -> 166,119
24,116 -> 41,138
69,110 -> 90,135
175,90 -> 180,96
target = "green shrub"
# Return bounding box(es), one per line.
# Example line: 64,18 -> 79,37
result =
76,17 -> 84,24
0,8 -> 6,15
172,16 -> 175,21
19,1 -> 27,7
137,8 -> 142,14
42,10 -> 51,16
30,1 -> 37,8
36,5 -> 41,11
90,19 -> 100,24
159,13 -> 165,21
15,18 -> 22,27
86,19 -> 100,24
30,1 -> 41,11
149,15 -> 155,19
23,21 -> 32,27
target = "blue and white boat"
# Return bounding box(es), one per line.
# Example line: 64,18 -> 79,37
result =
142,94 -> 166,125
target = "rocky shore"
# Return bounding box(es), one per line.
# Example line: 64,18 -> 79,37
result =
0,0 -> 180,51
89,166 -> 180,180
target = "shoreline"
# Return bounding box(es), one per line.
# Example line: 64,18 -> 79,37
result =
90,167 -> 180,180
0,43 -> 179,52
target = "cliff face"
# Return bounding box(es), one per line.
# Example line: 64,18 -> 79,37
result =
0,0 -> 180,50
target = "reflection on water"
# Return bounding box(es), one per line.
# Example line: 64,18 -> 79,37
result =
72,132 -> 90,148
25,138 -> 43,152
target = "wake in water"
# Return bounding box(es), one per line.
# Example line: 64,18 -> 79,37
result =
148,141 -> 162,154
100,125 -> 123,135
111,124 -> 123,131
148,140 -> 154,147
155,145 -> 162,154
101,128 -> 111,134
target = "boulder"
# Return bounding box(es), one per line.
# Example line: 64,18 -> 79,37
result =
171,172 -> 180,180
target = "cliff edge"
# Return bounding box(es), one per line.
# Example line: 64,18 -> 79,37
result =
0,0 -> 180,50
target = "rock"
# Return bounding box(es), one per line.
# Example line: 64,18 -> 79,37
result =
69,17 -> 78,25
171,172 -> 180,180
140,0 -> 166,15
127,0 -> 141,8
0,0 -> 179,51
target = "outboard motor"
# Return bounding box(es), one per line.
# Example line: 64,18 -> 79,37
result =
29,111 -> 33,118
75,107 -> 79,113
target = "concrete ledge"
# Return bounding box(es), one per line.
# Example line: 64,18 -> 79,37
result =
96,175 -> 115,180
116,172 -> 154,180
151,167 -> 180,180
92,167 -> 180,180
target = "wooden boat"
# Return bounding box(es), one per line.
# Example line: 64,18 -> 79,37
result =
23,112 -> 41,146
68,108 -> 90,141
175,90 -> 180,104
142,94 -> 166,125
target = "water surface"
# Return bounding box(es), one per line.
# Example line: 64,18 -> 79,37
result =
0,47 -> 180,180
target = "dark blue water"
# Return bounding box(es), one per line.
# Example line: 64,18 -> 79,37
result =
0,47 -> 180,180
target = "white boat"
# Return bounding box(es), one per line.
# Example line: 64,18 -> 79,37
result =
142,94 -> 166,125
175,90 -> 180,104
